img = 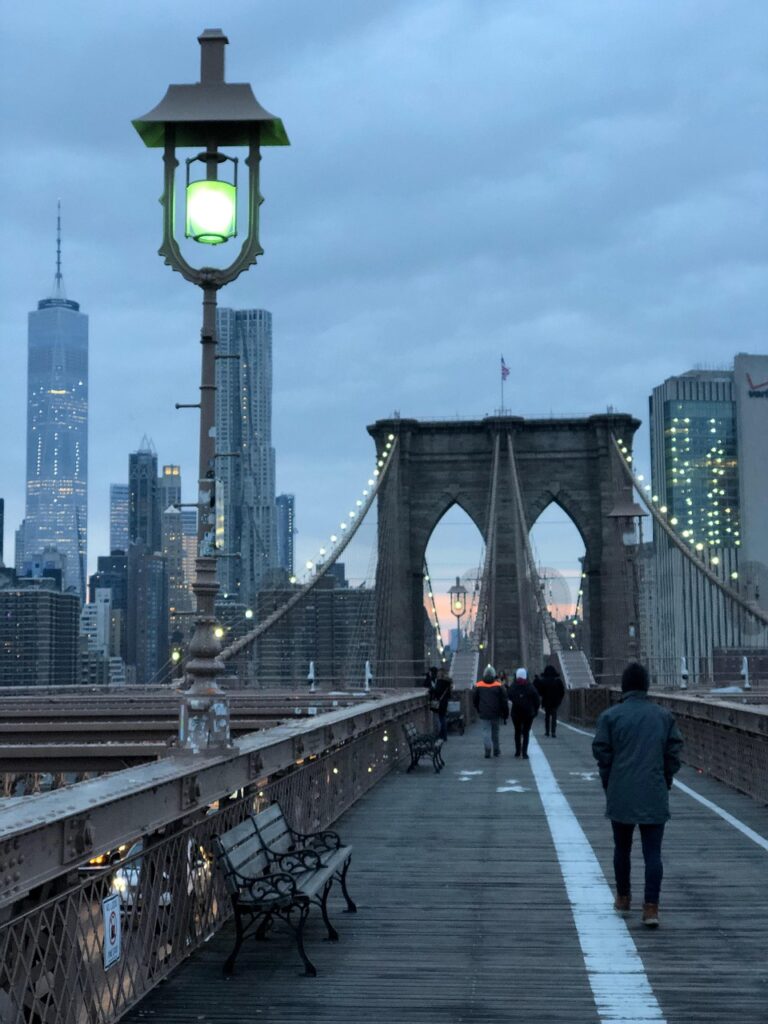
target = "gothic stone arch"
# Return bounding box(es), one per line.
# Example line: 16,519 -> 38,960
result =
368,414 -> 641,685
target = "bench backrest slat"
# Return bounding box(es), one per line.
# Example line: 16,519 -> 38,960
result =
253,803 -> 293,853
214,817 -> 269,893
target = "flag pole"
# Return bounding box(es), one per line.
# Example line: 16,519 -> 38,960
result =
500,354 -> 504,413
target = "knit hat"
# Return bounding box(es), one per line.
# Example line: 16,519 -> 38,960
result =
515,668 -> 527,680
621,662 -> 649,692
482,665 -> 497,683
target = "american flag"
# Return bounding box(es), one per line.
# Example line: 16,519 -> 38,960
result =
501,357 -> 510,380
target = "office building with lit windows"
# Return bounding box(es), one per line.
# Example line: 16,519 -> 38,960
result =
215,308 -> 277,605
276,494 -> 295,576
110,484 -> 129,553
648,359 -> 767,683
20,218 -> 88,600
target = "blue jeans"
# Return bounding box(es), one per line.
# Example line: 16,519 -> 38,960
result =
432,712 -> 447,741
611,822 -> 666,904
481,719 -> 500,754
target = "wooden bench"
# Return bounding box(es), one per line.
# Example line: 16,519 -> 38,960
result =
212,804 -> 355,978
403,721 -> 445,773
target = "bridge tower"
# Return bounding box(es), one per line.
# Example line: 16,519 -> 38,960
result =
369,414 -> 641,686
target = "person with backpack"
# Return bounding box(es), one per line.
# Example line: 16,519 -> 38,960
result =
508,668 -> 540,759
534,664 -> 566,738
472,665 -> 508,758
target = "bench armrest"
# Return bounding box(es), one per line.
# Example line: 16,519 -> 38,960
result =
240,870 -> 299,904
291,829 -> 342,852
271,848 -> 323,873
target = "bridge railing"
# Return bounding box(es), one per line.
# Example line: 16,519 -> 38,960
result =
0,692 -> 426,1024
563,687 -> 768,803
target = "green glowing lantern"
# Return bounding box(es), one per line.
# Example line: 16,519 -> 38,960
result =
186,178 -> 237,244
132,28 -> 288,283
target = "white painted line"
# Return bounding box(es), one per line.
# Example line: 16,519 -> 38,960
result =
672,779 -> 768,853
560,722 -> 768,853
528,735 -> 666,1023
561,721 -> 594,738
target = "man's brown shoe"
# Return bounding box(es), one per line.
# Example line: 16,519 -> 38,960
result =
642,903 -> 660,927
614,894 -> 631,915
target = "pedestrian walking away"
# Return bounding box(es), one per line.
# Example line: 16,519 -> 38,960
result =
534,664 -> 565,737
428,667 -> 452,741
592,662 -> 683,928
508,668 -> 540,758
472,665 -> 508,758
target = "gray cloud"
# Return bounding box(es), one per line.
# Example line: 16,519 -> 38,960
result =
0,0 -> 765,585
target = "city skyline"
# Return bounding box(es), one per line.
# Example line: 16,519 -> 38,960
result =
0,3 -> 765,600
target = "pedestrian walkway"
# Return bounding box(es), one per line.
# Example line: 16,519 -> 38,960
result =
123,719 -> 768,1023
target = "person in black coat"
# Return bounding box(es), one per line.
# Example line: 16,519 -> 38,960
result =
508,668 -> 540,759
592,662 -> 683,927
428,667 -> 452,741
534,664 -> 566,738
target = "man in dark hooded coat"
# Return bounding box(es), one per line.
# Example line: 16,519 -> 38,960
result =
592,662 -> 683,928
534,664 -> 566,738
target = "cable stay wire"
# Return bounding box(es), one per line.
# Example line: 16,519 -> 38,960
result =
219,435 -> 400,663
611,435 -> 768,630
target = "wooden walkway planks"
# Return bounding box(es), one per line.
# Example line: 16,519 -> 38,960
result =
122,720 -> 768,1024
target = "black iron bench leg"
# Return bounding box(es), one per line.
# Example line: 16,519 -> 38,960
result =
223,906 -> 246,976
255,913 -> 271,940
288,902 -> 317,977
339,857 -> 358,913
432,750 -> 441,773
319,879 -> 339,940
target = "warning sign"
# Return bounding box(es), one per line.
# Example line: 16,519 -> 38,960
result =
102,893 -> 122,969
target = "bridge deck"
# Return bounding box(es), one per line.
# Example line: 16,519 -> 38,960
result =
123,721 -> 768,1023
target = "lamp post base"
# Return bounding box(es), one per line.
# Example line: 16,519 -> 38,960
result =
178,691 -> 234,754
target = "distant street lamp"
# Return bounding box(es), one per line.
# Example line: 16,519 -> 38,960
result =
449,576 -> 467,651
133,29 -> 288,751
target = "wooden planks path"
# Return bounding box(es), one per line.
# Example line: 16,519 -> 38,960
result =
122,720 -> 768,1023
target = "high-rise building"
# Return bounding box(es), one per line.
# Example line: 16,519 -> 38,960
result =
21,206 -> 88,600
181,508 -> 197,605
126,543 -> 168,685
648,359 -> 768,683
276,494 -> 295,576
0,579 -> 80,686
110,484 -> 129,553
129,443 -> 160,551
255,574 -> 374,688
215,308 -> 277,605
159,464 -> 182,513
162,505 -> 192,625
88,551 -> 128,661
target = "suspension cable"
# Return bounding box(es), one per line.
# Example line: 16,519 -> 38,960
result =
219,435 -> 400,662
611,435 -> 768,629
472,432 -> 501,647
506,434 -> 561,652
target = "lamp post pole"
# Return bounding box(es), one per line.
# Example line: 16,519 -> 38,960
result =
133,28 -> 289,750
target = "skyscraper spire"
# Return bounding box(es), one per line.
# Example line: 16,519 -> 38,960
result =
53,200 -> 65,299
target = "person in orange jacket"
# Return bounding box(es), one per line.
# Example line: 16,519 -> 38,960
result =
472,664 -> 508,758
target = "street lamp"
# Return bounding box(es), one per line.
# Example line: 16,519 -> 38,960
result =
449,576 -> 467,651
133,29 -> 288,751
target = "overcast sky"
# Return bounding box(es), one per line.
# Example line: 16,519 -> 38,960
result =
1,1 -> 765,611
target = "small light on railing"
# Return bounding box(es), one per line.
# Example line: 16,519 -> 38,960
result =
383,733 -> 389,742
367,766 -> 373,773
214,626 -> 224,639
332,767 -> 339,775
